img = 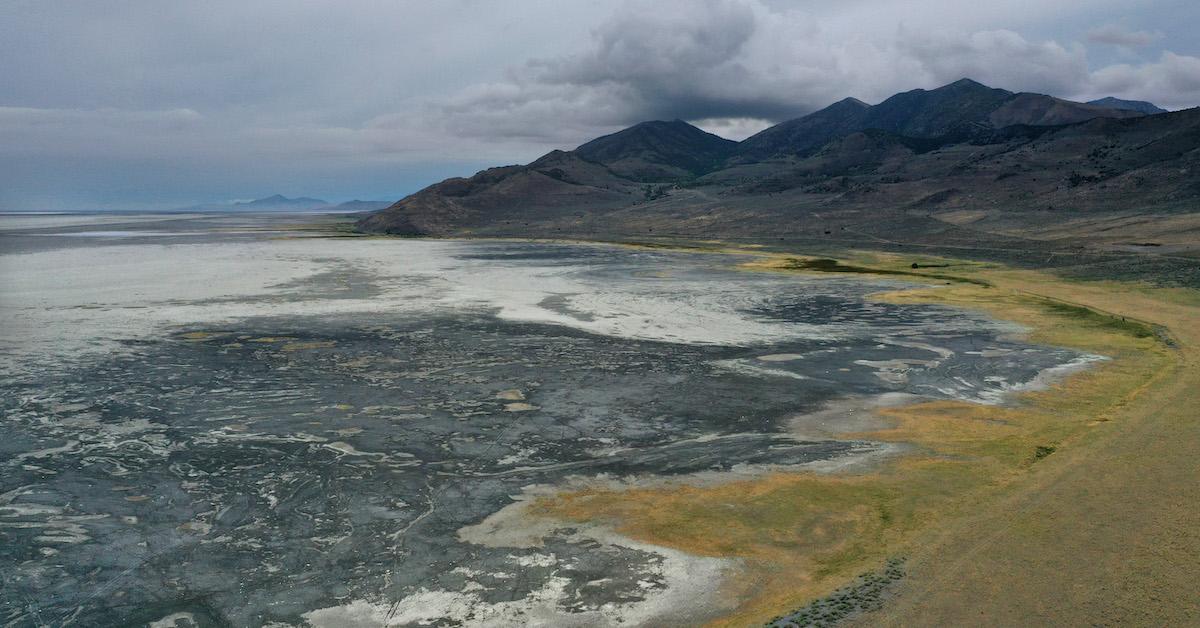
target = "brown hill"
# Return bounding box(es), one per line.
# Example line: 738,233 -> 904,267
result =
356,150 -> 639,235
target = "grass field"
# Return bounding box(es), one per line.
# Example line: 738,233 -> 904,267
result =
530,249 -> 1197,626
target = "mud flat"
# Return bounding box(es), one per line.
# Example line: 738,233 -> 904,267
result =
0,214 -> 1111,626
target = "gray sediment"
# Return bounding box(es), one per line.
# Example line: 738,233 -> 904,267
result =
0,214 -> 1098,626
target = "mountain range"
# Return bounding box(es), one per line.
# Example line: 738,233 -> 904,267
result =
175,195 -> 392,213
357,78 -> 1198,282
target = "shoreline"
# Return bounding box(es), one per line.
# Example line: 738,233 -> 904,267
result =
302,225 -> 1184,624
320,229 -> 1142,625
464,237 -> 1182,626
10,212 -> 1191,625
316,225 -> 1192,624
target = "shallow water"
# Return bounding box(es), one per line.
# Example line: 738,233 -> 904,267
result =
0,214 -> 1091,626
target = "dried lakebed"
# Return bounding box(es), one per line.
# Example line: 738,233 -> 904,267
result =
0,215 -> 1097,626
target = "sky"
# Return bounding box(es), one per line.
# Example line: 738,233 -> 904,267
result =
2,0 -> 1198,211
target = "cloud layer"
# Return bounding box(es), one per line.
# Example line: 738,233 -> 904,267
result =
1087,24 -> 1164,48
1,0 -> 1198,209
434,0 -> 1199,144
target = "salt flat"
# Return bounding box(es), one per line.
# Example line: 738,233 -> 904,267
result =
0,214 -> 1093,626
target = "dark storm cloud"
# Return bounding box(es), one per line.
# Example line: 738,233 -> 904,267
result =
1,0 -> 1198,210
433,0 -> 1200,144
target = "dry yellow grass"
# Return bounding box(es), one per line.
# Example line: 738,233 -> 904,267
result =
532,250 -> 1193,626
857,264 -> 1200,627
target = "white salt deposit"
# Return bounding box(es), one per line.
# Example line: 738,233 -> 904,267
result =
0,233 -> 850,375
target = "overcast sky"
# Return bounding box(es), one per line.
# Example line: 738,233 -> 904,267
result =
3,0 -> 1198,210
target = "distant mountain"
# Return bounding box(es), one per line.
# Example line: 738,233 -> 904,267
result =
574,119 -> 738,182
332,200 -> 393,212
1088,97 -> 1168,115
989,92 -> 1145,126
358,78 -> 1200,257
171,194 -> 359,213
232,194 -> 329,211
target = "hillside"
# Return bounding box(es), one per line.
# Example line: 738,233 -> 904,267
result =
733,97 -> 870,161
1088,96 -> 1168,115
356,150 -> 640,235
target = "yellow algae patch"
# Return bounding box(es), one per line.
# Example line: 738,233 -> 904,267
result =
495,389 -> 526,401
282,340 -> 336,352
247,336 -> 293,343
532,254 -> 1178,627
503,402 -> 538,412
632,269 -> 674,278
610,239 -> 773,257
738,254 -> 991,287
178,331 -> 219,341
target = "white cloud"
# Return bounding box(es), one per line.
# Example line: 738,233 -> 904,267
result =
1,0 -> 1198,209
1089,52 -> 1200,110
1086,24 -> 1164,47
895,29 -> 1091,97
425,3 -> 1157,143
0,106 -> 212,159
691,117 -> 775,140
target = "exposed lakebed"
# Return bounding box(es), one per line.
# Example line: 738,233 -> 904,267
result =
0,214 -> 1095,626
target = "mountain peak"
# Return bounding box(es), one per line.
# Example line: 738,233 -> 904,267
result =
857,78 -> 1013,138
929,78 -> 1012,98
574,119 -> 737,181
948,77 -> 986,89
735,96 -> 873,160
618,119 -> 704,134
833,96 -> 870,109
